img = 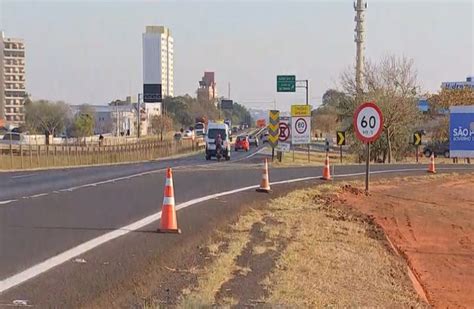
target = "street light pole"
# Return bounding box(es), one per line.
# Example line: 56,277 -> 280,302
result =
137,93 -> 141,139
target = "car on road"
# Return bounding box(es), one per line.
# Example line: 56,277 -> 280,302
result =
232,126 -> 238,134
234,135 -> 250,152
423,141 -> 450,158
248,135 -> 259,147
183,130 -> 194,138
260,132 -> 269,143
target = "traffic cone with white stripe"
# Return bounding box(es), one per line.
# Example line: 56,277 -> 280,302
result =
157,168 -> 181,233
256,158 -> 271,193
321,152 -> 331,180
427,153 -> 436,174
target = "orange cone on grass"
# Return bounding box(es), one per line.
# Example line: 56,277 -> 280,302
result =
321,152 -> 331,180
256,158 -> 271,193
427,153 -> 436,174
157,168 -> 181,233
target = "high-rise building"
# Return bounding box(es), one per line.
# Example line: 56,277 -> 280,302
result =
197,72 -> 217,105
142,26 -> 174,102
0,31 -> 26,125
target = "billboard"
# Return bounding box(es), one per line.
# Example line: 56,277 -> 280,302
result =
221,100 -> 233,110
143,84 -> 162,102
450,105 -> 474,158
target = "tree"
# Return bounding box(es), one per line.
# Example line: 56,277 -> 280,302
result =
71,104 -> 95,140
339,55 -> 421,163
151,114 -> 173,141
24,100 -> 70,142
312,89 -> 351,135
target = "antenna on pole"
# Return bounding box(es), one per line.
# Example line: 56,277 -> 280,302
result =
354,0 -> 367,95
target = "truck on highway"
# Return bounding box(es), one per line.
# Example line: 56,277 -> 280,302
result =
194,116 -> 208,136
205,122 -> 231,161
194,122 -> 206,136
256,119 -> 266,128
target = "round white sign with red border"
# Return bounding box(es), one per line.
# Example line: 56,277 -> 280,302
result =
353,102 -> 384,143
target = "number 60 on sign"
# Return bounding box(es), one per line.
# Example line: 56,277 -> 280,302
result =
353,102 -> 384,143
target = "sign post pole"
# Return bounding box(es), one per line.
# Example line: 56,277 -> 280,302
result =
416,145 -> 419,163
340,145 -> 343,164
353,102 -> 384,194
365,142 -> 370,192
336,131 -> 346,164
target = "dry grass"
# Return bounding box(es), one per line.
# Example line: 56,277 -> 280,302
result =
176,183 -> 425,307
0,140 -> 202,171
263,187 -> 423,307
270,148 -> 357,167
178,209 -> 263,307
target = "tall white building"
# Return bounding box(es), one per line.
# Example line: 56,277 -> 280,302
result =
0,31 -> 26,125
142,26 -> 174,102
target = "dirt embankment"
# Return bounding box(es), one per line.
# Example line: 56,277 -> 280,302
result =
344,174 -> 474,308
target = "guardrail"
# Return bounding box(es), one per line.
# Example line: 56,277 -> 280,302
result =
0,138 -> 205,170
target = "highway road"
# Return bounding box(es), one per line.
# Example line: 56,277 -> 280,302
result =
1,145 -> 473,307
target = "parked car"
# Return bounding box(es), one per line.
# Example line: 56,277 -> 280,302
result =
0,132 -> 27,145
423,141 -> 450,158
234,135 -> 250,152
183,130 -> 194,138
248,135 -> 259,147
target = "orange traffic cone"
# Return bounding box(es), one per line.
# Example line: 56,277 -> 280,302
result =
256,158 -> 271,193
321,152 -> 331,180
157,168 -> 181,233
427,153 -> 436,174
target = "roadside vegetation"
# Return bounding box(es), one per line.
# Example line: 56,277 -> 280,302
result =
16,95 -> 252,141
313,54 -> 474,163
175,183 -> 425,307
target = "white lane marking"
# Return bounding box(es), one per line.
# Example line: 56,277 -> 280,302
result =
232,147 -> 266,163
1,166 -> 473,293
31,193 -> 48,198
11,174 -> 37,179
0,200 -> 17,205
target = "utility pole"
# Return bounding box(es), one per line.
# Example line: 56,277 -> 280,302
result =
136,93 -> 141,138
354,0 -> 367,95
228,82 -> 231,99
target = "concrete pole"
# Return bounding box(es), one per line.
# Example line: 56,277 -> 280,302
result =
354,0 -> 367,95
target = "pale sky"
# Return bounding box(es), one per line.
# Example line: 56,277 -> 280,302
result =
1,0 -> 472,111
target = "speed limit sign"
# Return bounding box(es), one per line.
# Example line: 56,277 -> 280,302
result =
353,102 -> 384,143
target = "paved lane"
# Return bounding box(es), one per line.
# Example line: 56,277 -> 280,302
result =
1,157 -> 473,296
0,144 -> 263,202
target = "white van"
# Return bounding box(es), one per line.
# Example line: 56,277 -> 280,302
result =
205,122 -> 231,160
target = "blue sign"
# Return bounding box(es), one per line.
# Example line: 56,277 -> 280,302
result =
450,106 -> 474,158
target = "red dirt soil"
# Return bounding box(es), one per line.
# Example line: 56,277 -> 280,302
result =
342,174 -> 474,308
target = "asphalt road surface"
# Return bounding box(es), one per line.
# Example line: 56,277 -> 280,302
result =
1,146 -> 473,306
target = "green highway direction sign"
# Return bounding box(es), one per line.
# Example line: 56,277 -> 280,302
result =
277,75 -> 296,92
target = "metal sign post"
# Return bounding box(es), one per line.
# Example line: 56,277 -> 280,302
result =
353,102 -> 384,193
337,131 -> 346,164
